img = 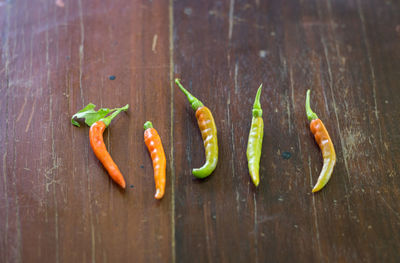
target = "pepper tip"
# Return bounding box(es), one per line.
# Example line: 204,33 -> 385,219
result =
311,186 -> 320,193
154,189 -> 164,200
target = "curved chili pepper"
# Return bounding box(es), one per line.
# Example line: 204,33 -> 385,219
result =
247,84 -> 263,187
175,78 -> 218,178
306,90 -> 336,192
144,121 -> 166,199
72,103 -> 129,189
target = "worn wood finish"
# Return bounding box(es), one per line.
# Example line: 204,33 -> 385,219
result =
1,0 -> 399,262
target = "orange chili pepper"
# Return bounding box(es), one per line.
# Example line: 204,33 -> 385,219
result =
72,103 -> 129,189
144,121 -> 166,199
90,121 -> 126,188
306,90 -> 336,192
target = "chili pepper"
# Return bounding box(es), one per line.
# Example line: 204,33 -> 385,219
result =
246,84 -> 263,187
144,121 -> 166,199
175,78 -> 218,178
306,90 -> 336,192
72,103 -> 129,189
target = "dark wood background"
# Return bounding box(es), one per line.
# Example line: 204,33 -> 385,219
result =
1,0 -> 399,262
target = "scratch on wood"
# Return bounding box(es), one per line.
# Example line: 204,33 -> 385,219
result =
228,0 -> 235,40
169,1 -> 176,262
234,62 -> 239,94
2,7 -> 11,259
289,67 -> 295,112
286,93 -> 292,134
152,34 -> 158,53
78,0 -> 85,105
253,193 -> 258,262
25,97 -> 36,132
308,156 -> 323,261
379,195 -> 400,223
321,84 -> 330,115
12,126 -> 22,262
3,6 -> 10,85
16,95 -> 28,122
2,51 -> 10,261
55,4 -> 60,68
91,222 -> 96,263
227,91 -> 240,214
235,190 -> 240,213
203,203 -> 213,263
296,134 -> 302,159
2,152 -> 8,262
356,0 -> 383,144
13,185 -> 22,261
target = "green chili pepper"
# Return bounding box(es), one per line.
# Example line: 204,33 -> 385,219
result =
175,78 -> 218,178
246,84 -> 264,187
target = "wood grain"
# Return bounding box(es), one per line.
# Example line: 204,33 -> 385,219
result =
0,0 -> 399,262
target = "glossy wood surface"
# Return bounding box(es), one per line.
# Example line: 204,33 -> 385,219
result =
1,0 -> 399,262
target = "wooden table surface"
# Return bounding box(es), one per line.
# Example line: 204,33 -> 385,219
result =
1,0 -> 400,262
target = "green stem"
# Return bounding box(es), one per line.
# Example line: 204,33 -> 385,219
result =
143,121 -> 153,130
175,78 -> 204,111
306,90 -> 318,122
100,104 -> 129,127
252,84 -> 263,118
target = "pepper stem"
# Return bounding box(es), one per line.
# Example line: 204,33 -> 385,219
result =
100,104 -> 129,127
175,78 -> 204,111
252,84 -> 263,118
305,90 -> 318,122
143,121 -> 153,130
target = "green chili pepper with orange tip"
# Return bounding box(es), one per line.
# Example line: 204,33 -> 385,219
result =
175,78 -> 218,178
247,84 -> 264,187
71,103 -> 129,188
306,90 -> 336,192
144,121 -> 166,200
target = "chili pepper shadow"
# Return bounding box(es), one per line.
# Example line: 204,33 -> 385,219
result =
250,180 -> 259,192
192,174 -> 214,184
184,105 -> 204,179
101,170 -> 127,193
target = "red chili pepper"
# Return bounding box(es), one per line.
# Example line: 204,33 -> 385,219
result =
72,103 -> 129,188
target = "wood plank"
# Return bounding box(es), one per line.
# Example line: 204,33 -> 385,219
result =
173,1 -> 258,262
0,0 -> 172,262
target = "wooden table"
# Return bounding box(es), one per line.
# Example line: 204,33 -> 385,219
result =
1,0 -> 399,262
